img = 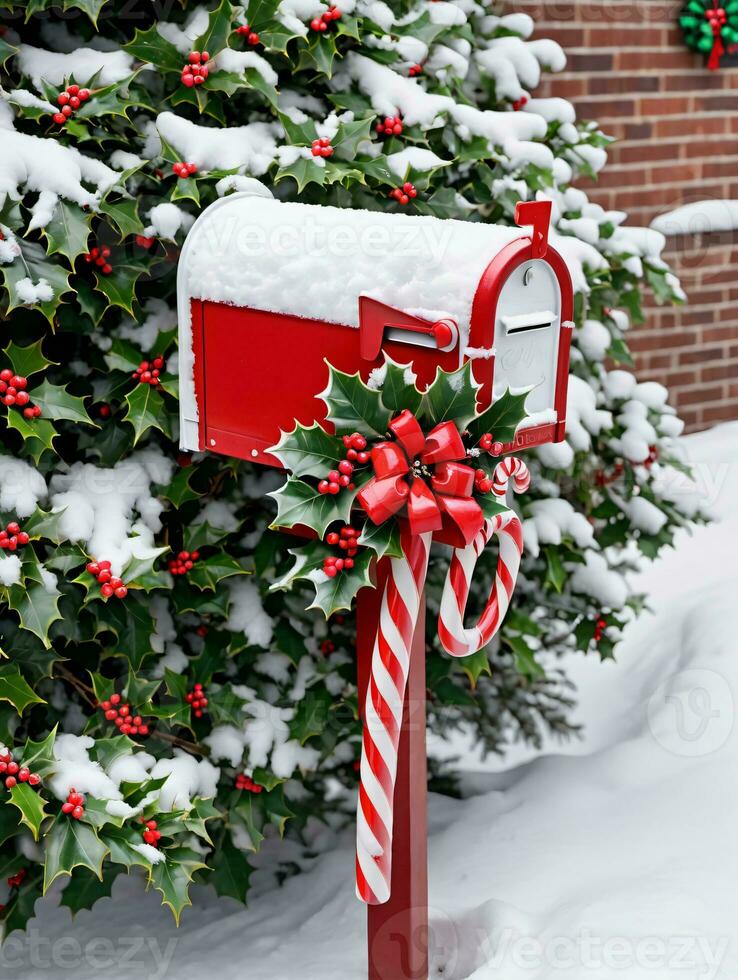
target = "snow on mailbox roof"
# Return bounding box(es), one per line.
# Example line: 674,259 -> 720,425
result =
177,190 -> 599,446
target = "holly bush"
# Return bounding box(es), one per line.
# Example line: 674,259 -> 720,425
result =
0,0 -> 701,931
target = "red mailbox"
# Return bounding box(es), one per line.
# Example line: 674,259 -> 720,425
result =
177,193 -> 573,461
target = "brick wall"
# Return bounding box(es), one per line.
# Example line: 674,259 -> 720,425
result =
511,0 -> 738,430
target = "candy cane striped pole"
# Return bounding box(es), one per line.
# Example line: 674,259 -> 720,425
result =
356,524 -> 432,906
438,457 -> 529,658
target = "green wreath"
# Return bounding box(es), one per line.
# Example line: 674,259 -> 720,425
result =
680,0 -> 738,69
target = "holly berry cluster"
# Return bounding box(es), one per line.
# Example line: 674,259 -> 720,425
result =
322,524 -> 360,577
389,182 -> 417,206
376,114 -> 403,136
61,788 -> 85,819
181,50 -> 210,87
479,432 -> 504,455
132,355 -> 164,386
645,445 -> 659,468
172,161 -> 197,179
408,63 -> 423,76
51,83 -> 90,126
84,245 -> 112,276
0,369 -> 33,413
235,23 -> 260,45
185,682 -> 208,719
512,95 -> 529,111
7,869 -> 26,889
317,433 -> 368,495
140,818 -> 162,847
310,6 -> 341,31
98,693 -> 150,737
86,559 -> 128,599
0,749 -> 41,790
0,521 -> 30,551
706,4 -> 728,30
168,549 -> 199,575
235,773 -> 263,793
311,137 -> 334,158
474,468 -> 494,495
594,616 -> 608,643
135,235 -> 156,250
319,638 -> 336,655
594,460 -> 624,488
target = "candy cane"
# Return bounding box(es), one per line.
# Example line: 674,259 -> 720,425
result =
438,457 -> 529,658
356,526 -> 432,906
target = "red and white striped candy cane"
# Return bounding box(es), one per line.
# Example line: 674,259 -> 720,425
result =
356,525 -> 432,906
438,457 -> 529,658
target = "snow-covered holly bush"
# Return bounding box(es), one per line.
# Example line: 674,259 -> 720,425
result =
0,0 -> 703,931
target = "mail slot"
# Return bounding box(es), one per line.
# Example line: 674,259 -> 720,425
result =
177,191 -> 574,464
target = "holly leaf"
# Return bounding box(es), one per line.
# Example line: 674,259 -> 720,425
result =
7,783 -> 49,840
332,115 -> 374,158
98,197 -> 144,239
6,411 -> 59,464
459,647 -> 491,687
377,357 -> 422,415
42,200 -> 92,263
20,727 -> 57,779
7,580 -> 62,647
276,156 -> 326,192
357,520 -> 403,559
308,548 -> 374,617
93,263 -> 144,316
194,0 -> 235,56
43,817 -> 109,892
149,846 -> 208,925
123,383 -> 172,445
268,422 -> 343,478
269,476 -> 357,537
505,635 -> 544,680
186,553 -> 246,591
3,339 -> 56,379
270,539 -> 327,593
0,665 -> 45,714
320,363 -> 391,438
544,546 -> 567,593
123,24 -> 183,72
103,337 -> 143,374
61,864 -> 118,916
1,238 -> 71,323
211,836 -> 252,903
289,687 -> 332,743
468,388 -> 530,443
103,824 -> 158,870
420,362 -> 481,430
32,380 -> 96,426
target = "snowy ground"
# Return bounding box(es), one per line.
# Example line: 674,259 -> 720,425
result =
5,423 -> 738,980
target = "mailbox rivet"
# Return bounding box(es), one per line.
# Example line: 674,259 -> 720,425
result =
251,449 -> 259,458
210,438 -> 216,447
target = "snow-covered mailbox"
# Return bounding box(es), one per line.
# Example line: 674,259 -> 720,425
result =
177,193 -> 574,460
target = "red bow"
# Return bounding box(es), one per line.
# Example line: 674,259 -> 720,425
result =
356,410 -> 484,545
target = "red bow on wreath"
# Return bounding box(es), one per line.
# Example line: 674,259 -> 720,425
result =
357,410 -> 484,545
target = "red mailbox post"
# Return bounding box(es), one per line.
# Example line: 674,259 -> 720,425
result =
178,192 -> 574,980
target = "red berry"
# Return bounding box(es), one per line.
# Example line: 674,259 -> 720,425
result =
182,75 -> 195,88
338,460 -> 353,475
327,482 -> 340,495
7,762 -> 18,776
18,768 -> 29,782
105,709 -> 117,721
318,480 -> 330,494
62,801 -> 74,814
110,693 -> 121,704
72,806 -> 84,820
4,777 -> 15,788
79,89 -> 90,100
357,451 -> 370,465
100,583 -> 114,597
28,773 -> 40,786
326,532 -> 339,545
114,586 -> 128,599
67,84 -> 79,95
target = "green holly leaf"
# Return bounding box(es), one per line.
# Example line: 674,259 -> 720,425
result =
0,665 -> 45,714
269,476 -> 357,537
160,466 -> 204,507
98,197 -> 144,239
468,388 -> 530,443
376,356 -> 422,415
1,239 -> 71,323
289,687 -> 333,743
103,824 -> 157,870
7,783 -> 49,840
276,156 -> 326,192
6,411 -> 59,464
207,684 -> 248,726
149,846 -> 208,925
420,362 -> 481,430
357,519 -> 403,559
186,553 -> 247,591
92,736 -> 135,772
43,817 -> 109,892
544,546 -> 567,593
320,364 -> 391,438
3,338 -> 56,379
478,495 -> 511,521
195,0 -> 234,55
211,836 -> 252,903
505,634 -> 544,680
270,539 -> 327,593
182,796 -> 221,844
332,115 -> 374,157
20,727 -> 57,779
459,647 -> 491,687
7,580 -> 62,647
123,24 -> 183,72
81,797 -> 126,831
0,35 -> 18,69
123,383 -> 172,445
296,34 -> 337,76
60,864 -> 118,916
104,337 -> 144,374
93,263 -> 144,316
308,548 -> 374,617
32,380 -> 96,426
42,200 -> 92,263
268,422 -> 343,478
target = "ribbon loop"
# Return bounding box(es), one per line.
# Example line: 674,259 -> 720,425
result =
421,420 -> 466,465
388,409 -> 426,458
407,478 -> 443,535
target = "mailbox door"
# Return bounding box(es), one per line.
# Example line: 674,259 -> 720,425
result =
192,300 -> 459,466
